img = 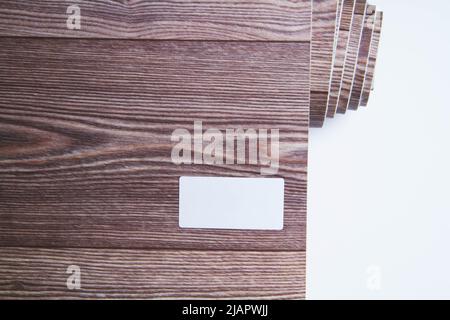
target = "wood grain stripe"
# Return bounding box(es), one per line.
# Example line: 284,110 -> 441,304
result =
360,11 -> 383,106
348,5 -> 376,110
336,0 -> 367,114
334,0 -> 345,47
0,247 -> 306,299
0,0 -> 311,41
0,1 -> 313,299
332,0 -> 345,67
326,0 -> 355,118
0,38 -> 309,251
310,0 -> 339,127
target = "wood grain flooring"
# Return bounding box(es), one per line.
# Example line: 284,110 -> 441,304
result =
360,11 -> 383,107
0,0 -> 384,298
0,0 -> 311,41
326,0 -> 355,118
348,5 -> 376,110
0,38 -> 309,251
0,1 -> 312,299
310,0 -> 339,128
0,248 -> 306,299
336,0 -> 367,114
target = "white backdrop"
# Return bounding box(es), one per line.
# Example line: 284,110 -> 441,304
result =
307,0 -> 450,299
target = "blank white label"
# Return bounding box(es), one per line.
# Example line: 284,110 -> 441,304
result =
179,177 -> 284,230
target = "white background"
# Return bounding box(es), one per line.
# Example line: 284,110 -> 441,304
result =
307,0 -> 450,299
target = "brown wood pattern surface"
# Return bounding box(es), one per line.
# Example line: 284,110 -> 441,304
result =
336,0 -> 367,114
0,0 -> 317,299
360,11 -> 383,106
0,248 -> 306,299
310,0 -> 339,128
0,0 -> 311,41
0,38 -> 309,251
326,0 -> 343,119
326,0 -> 355,118
348,5 -> 376,110
332,0 -> 345,64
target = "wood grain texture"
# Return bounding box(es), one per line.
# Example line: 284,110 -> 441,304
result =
336,0 -> 367,114
332,0 -> 345,60
348,5 -> 376,110
0,0 -> 311,41
326,0 -> 355,118
325,0 -> 343,119
0,1 -> 312,299
0,248 -> 306,299
0,38 -> 309,251
360,11 -> 383,107
310,0 -> 339,128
